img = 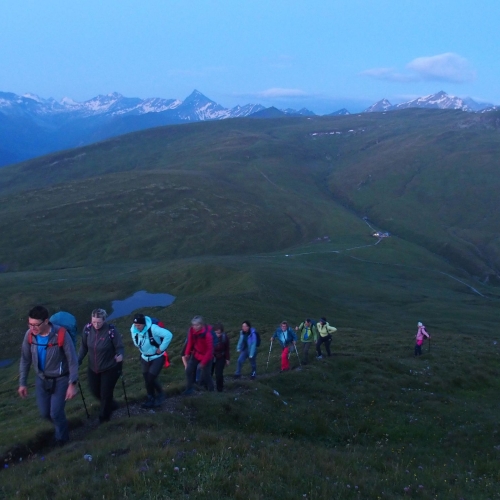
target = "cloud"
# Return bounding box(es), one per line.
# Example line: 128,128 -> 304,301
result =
407,53 -> 475,83
360,53 -> 476,84
256,88 -> 309,99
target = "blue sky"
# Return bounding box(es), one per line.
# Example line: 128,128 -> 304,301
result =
1,0 -> 499,113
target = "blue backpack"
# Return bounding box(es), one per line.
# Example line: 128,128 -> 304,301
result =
50,311 -> 78,346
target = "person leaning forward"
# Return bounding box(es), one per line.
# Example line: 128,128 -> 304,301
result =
18,305 -> 79,446
271,321 -> 297,372
316,317 -> 337,358
182,316 -> 214,395
295,318 -> 318,364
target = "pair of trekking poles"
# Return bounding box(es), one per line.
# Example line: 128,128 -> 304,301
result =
78,370 -> 130,419
265,340 -> 302,372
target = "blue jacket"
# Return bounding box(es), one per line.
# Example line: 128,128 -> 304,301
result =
237,328 -> 258,358
131,316 -> 173,362
272,326 -> 297,348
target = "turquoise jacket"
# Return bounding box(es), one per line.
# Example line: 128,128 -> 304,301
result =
272,326 -> 297,348
131,316 -> 173,362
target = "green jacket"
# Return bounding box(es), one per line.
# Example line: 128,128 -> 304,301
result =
317,322 -> 337,338
297,322 -> 318,343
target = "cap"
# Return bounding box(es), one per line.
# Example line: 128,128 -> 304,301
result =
133,313 -> 146,325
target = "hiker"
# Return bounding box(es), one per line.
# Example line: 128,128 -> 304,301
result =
271,321 -> 297,372
78,309 -> 124,422
18,305 -> 79,445
415,321 -> 430,356
212,323 -> 230,392
295,318 -> 318,364
182,316 -> 214,395
131,313 -> 173,407
316,317 -> 337,358
234,320 -> 259,380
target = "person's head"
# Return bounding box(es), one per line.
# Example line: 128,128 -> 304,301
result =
280,321 -> 288,331
241,320 -> 251,333
191,315 -> 205,332
92,308 -> 107,330
417,321 -> 423,327
304,318 -> 312,326
28,305 -> 50,335
213,323 -> 224,336
320,317 -> 327,325
133,313 -> 146,331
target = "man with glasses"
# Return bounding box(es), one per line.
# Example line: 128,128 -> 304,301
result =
18,305 -> 79,445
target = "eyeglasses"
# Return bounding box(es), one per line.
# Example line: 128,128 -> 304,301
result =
28,321 -> 44,329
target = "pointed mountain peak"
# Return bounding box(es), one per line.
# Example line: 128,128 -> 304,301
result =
183,89 -> 215,105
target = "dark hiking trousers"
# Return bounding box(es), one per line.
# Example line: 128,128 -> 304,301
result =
35,375 -> 69,442
414,343 -> 423,356
186,357 -> 214,391
302,342 -> 312,364
316,335 -> 332,357
87,364 -> 121,421
141,356 -> 164,397
212,357 -> 227,392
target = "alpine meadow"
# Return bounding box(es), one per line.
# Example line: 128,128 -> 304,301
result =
1,110 -> 500,499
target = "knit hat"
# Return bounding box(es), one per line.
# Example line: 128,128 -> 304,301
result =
417,321 -> 423,327
133,313 -> 146,325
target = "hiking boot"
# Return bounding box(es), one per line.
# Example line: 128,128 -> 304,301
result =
251,371 -> 256,380
154,393 -> 165,407
316,355 -> 323,360
233,374 -> 241,379
141,395 -> 155,409
181,388 -> 195,396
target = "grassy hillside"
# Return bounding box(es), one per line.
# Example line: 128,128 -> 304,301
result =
1,111 -> 500,498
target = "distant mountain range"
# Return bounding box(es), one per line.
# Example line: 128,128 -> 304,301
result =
0,89 -> 497,166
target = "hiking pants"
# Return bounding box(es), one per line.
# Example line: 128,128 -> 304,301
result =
186,357 -> 214,391
414,340 -> 423,356
235,349 -> 257,376
87,364 -> 121,421
281,347 -> 290,371
316,335 -> 332,356
35,375 -> 69,442
212,357 -> 227,392
302,342 -> 312,364
141,356 -> 164,397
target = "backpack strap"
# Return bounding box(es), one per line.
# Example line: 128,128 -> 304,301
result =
56,327 -> 66,348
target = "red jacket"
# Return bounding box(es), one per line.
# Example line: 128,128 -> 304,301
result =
185,325 -> 213,365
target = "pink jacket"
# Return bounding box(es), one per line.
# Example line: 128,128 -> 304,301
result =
416,326 -> 430,342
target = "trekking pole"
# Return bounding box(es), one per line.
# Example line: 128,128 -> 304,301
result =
428,337 -> 431,353
78,381 -> 90,419
121,374 -> 130,417
294,344 -> 302,367
265,340 -> 273,373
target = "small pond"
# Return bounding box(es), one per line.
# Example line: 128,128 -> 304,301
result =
107,290 -> 176,320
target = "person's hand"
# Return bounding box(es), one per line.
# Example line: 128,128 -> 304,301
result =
181,355 -> 188,369
115,354 -> 123,363
18,386 -> 28,398
295,326 -> 299,331
293,341 -> 296,345
270,338 -> 273,342
65,383 -> 78,401
225,360 -> 230,366
156,348 -> 162,354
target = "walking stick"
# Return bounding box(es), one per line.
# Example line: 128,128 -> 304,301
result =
294,344 -> 302,367
121,374 -> 130,417
78,381 -> 90,419
266,340 -> 273,373
428,336 -> 431,353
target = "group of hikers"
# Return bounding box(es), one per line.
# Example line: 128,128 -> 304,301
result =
18,304 -> 429,445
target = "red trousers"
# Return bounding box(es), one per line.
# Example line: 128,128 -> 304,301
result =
281,347 -> 290,371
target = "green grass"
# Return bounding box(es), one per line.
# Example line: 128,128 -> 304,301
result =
1,111 -> 500,498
